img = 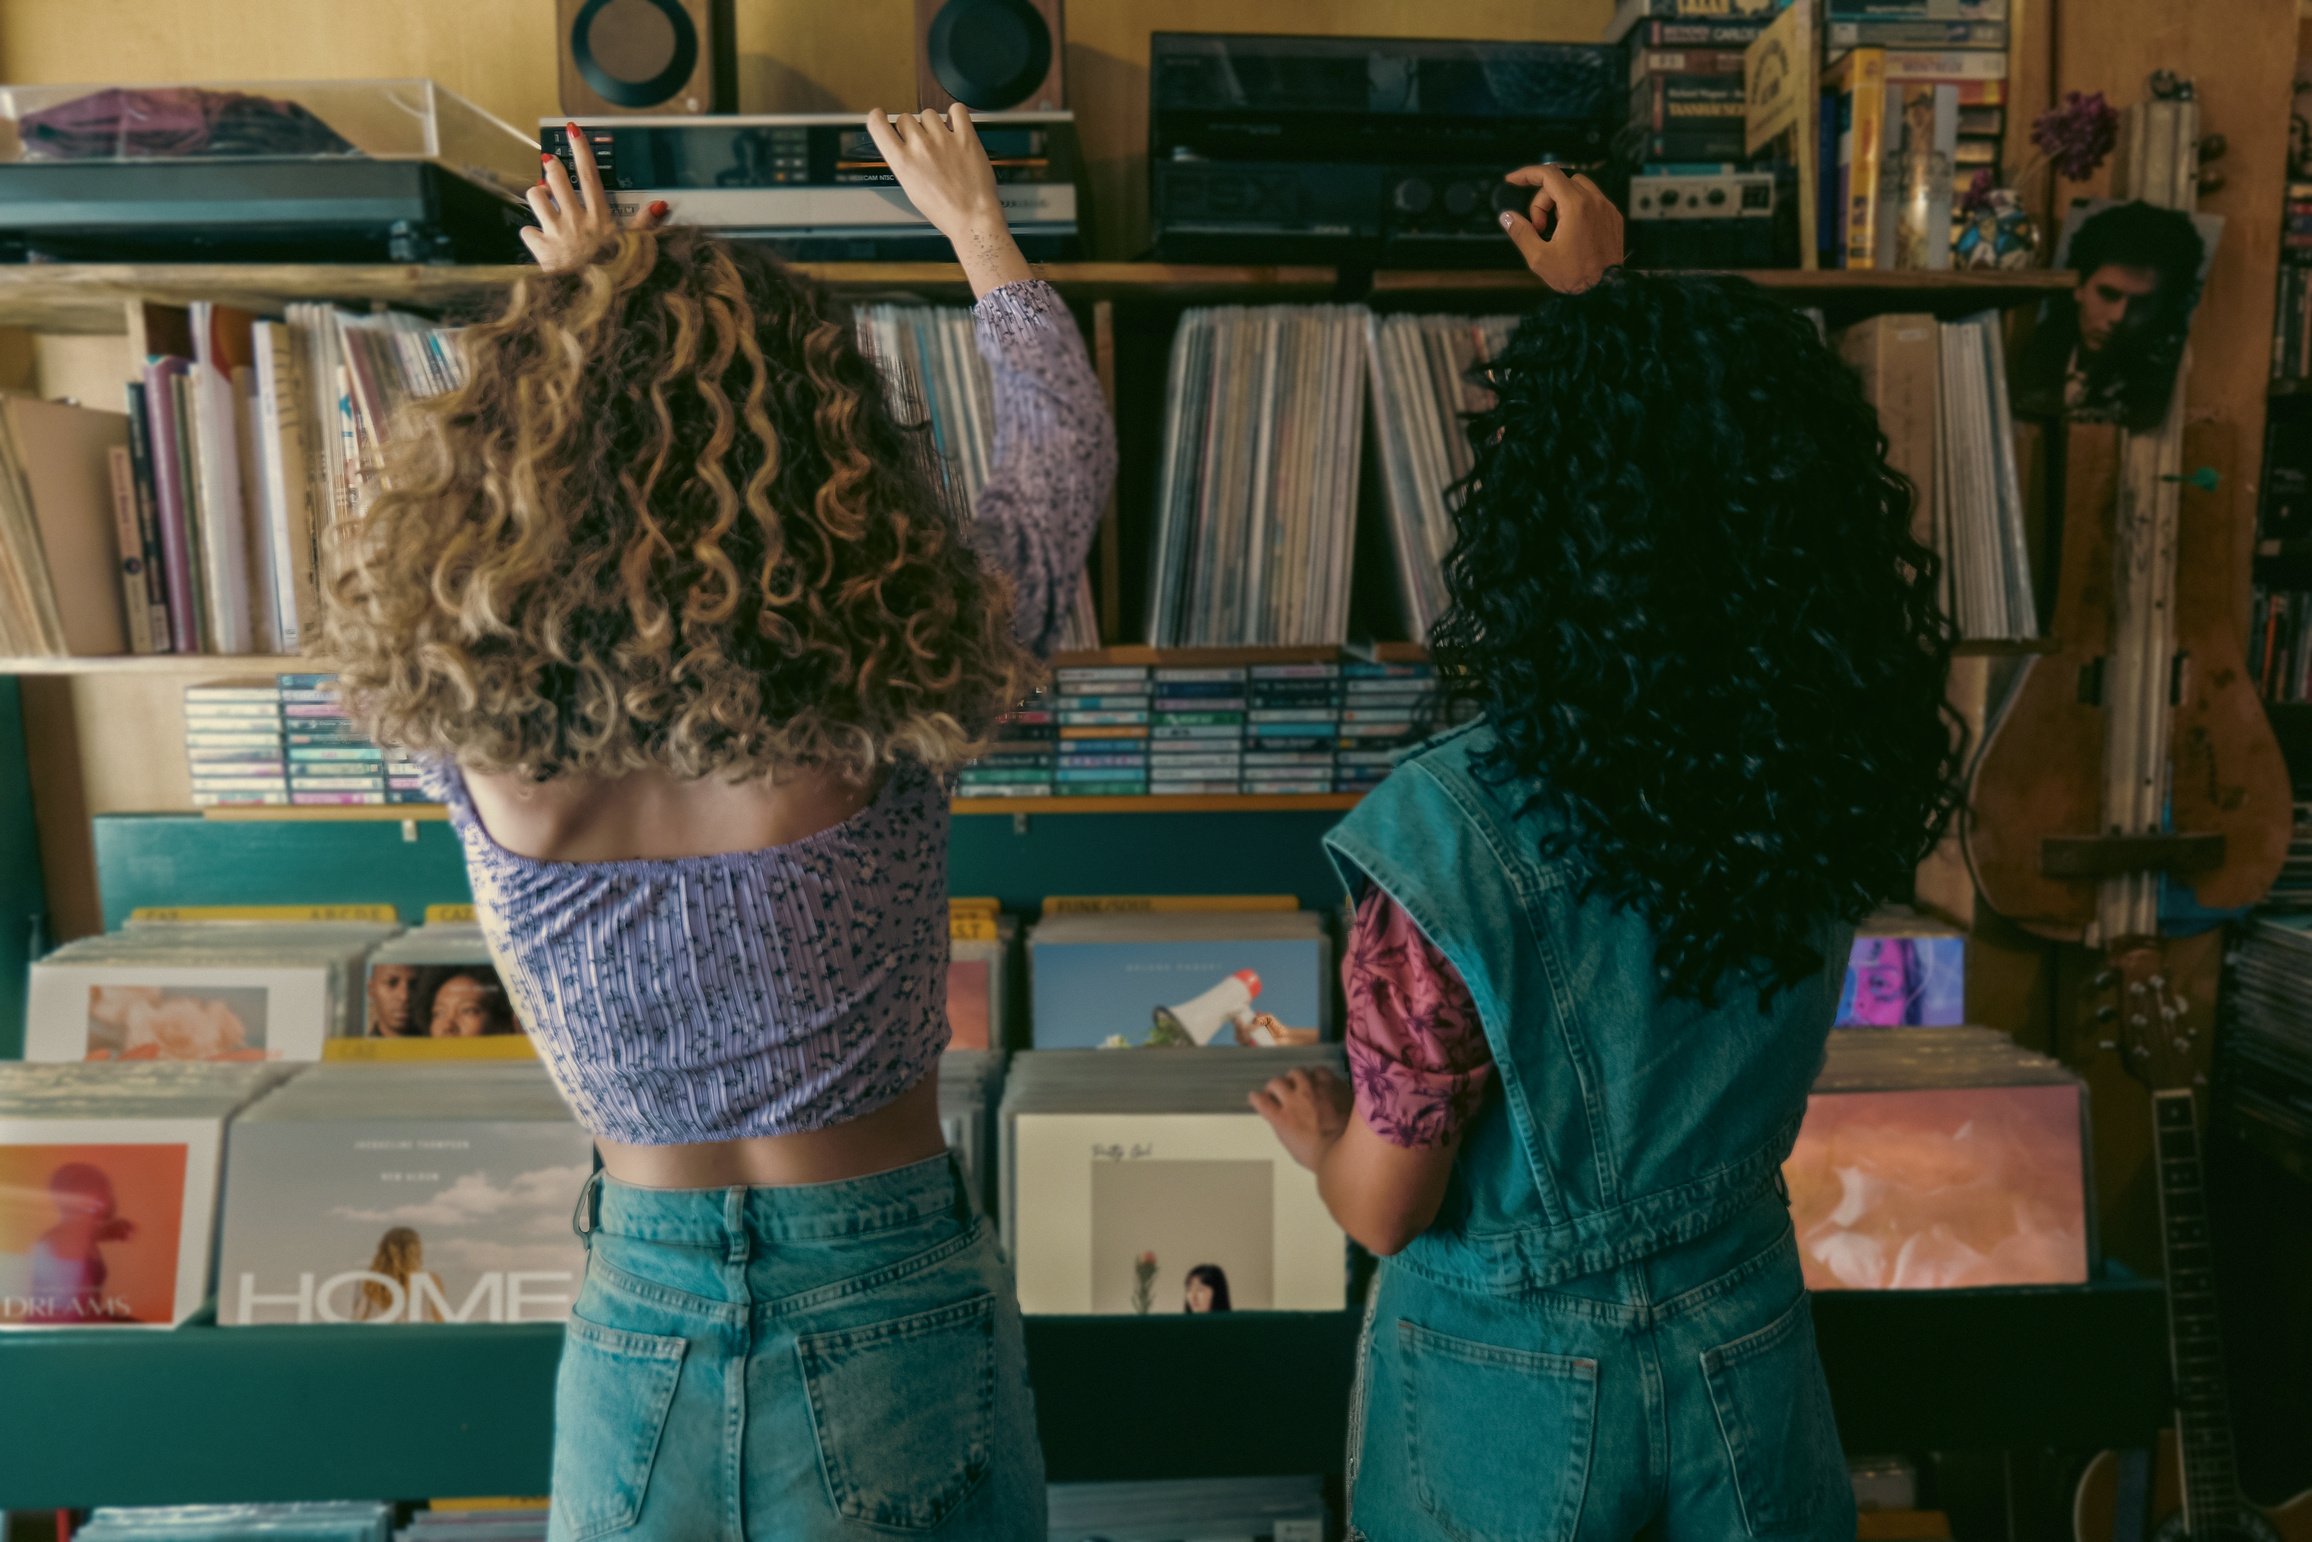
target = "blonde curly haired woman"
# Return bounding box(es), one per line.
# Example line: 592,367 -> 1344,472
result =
324,108 -> 1113,1539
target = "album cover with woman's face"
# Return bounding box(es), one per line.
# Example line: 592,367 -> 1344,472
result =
1836,934 -> 1965,1027
365,962 -> 524,1040
0,1140 -> 191,1326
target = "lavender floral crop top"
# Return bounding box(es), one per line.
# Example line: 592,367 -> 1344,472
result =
424,280 -> 1114,1145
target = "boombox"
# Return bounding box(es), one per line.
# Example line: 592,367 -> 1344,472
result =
1147,32 -> 1616,266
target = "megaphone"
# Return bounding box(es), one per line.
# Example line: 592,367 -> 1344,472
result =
1151,970 -> 1262,1047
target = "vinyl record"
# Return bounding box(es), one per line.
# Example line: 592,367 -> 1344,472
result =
571,0 -> 700,109
926,0 -> 1053,111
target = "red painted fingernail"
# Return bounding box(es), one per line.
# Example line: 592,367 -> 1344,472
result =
649,200 -> 669,217
543,152 -> 557,164
567,122 -> 581,135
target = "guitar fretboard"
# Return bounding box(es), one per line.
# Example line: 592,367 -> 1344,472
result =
2153,1088 -> 2244,1536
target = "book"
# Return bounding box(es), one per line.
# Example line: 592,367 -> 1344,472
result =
1827,48 -> 1891,267
217,1064 -> 591,1325
252,319 -> 320,652
1001,1049 -> 1351,1315
140,358 -> 202,652
104,445 -> 154,654
187,302 -> 265,653
0,394 -> 135,657
1785,1027 -> 2090,1290
1836,312 -> 1939,553
120,383 -> 174,653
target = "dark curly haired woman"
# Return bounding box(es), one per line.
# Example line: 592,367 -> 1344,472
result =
324,110 -> 1111,1539
1256,168 -> 1961,1541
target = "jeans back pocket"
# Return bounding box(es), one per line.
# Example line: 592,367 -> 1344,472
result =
798,1292 -> 996,1531
1699,1292 -> 1846,1537
1399,1319 -> 1597,1542
552,1316 -> 687,1542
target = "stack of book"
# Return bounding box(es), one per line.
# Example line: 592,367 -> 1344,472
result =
0,1061 -> 292,1328
1838,311 -> 2037,640
181,673 -> 423,807
1786,1026 -> 2091,1291
2222,914 -> 2312,1177
1365,314 -> 1516,638
852,301 -> 1098,650
0,394 -> 137,657
1146,306 -> 1370,647
998,1047 -> 1350,1315
24,918 -> 400,1063
215,1063 -> 591,1326
1606,0 -> 1783,167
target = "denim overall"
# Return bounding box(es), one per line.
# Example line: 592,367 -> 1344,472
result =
1326,725 -> 1857,1542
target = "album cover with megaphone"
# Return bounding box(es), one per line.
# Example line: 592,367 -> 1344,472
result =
1027,911 -> 1330,1050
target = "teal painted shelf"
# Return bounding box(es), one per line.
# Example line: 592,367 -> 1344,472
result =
0,1279 -> 2164,1509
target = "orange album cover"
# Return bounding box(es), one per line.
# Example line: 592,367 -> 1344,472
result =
0,1142 -> 189,1325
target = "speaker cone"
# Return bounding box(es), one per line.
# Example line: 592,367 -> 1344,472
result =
926,0 -> 1053,111
572,0 -> 700,109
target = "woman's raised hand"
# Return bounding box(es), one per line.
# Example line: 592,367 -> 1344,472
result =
865,105 -> 1033,298
1499,164 -> 1625,294
523,123 -> 668,273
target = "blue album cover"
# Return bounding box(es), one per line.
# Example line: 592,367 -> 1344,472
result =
1031,938 -> 1327,1048
1836,934 -> 1965,1026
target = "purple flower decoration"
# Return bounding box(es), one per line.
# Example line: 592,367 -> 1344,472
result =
1958,168 -> 1997,216
2030,91 -> 2120,182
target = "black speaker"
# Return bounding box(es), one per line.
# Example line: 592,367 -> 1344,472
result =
559,0 -> 733,116
916,0 -> 1066,113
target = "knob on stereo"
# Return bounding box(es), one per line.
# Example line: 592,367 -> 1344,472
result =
1488,181 -> 1527,218
1442,181 -> 1480,217
1392,177 -> 1435,215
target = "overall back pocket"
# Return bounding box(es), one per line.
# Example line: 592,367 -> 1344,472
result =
798,1292 -> 996,1532
1699,1292 -> 1847,1537
1400,1319 -> 1598,1542
552,1315 -> 687,1542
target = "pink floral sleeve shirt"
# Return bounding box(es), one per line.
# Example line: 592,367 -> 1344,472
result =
1342,889 -> 1495,1148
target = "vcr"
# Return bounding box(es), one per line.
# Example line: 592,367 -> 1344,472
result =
1148,33 -> 1615,266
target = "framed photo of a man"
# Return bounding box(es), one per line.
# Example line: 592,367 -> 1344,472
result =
2010,198 -> 2222,431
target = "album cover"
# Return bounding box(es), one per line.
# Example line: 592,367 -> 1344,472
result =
25,966 -> 335,1062
1837,929 -> 1964,1025
219,1107 -> 591,1326
1008,1112 -> 1345,1315
1029,915 -> 1328,1049
1785,1080 -> 2090,1290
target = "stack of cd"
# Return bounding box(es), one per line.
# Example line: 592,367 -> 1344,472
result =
1055,664 -> 1151,796
960,688 -> 1058,798
998,1048 -> 1349,1315
2222,915 -> 2312,1167
77,1506 -> 394,1542
1147,306 -> 1370,646
1148,663 -> 1246,794
183,681 -> 289,807
1048,1477 -> 1328,1542
1244,662 -> 1339,794
280,673 -> 425,806
1787,1027 -> 2092,1291
216,1063 -> 590,1327
1334,660 -> 1442,793
0,1061 -> 292,1328
1365,312 -> 1516,638
25,919 -> 400,1063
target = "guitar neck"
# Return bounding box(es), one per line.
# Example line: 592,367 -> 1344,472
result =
2152,1088 -> 2244,1535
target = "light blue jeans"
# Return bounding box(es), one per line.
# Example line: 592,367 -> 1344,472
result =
1347,1193 -> 1855,1542
549,1156 -> 1044,1541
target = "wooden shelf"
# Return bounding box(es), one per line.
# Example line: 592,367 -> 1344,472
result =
0,653 -> 310,675
0,261 -> 2076,332
197,795 -> 1363,822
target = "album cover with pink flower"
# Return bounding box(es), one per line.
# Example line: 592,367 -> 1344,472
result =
25,967 -> 336,1063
